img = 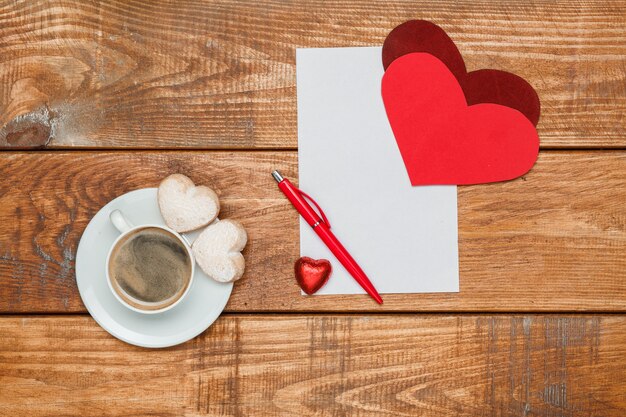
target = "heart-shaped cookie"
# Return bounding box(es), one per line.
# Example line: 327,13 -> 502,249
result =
192,219 -> 247,283
382,53 -> 539,185
295,257 -> 332,295
158,174 -> 220,233
382,20 -> 541,126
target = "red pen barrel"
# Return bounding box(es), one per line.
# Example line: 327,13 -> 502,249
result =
272,171 -> 383,304
314,223 -> 383,304
277,179 -> 321,227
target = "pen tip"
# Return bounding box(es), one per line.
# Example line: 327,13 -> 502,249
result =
373,293 -> 383,304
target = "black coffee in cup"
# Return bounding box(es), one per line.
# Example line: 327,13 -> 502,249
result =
108,227 -> 192,311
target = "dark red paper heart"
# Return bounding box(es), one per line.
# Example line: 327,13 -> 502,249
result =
382,53 -> 539,185
382,20 -> 540,126
295,257 -> 332,295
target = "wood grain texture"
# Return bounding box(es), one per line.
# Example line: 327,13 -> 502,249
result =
0,315 -> 624,416
0,0 -> 625,149
0,151 -> 624,313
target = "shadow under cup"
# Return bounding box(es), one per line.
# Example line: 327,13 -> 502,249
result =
107,226 -> 193,312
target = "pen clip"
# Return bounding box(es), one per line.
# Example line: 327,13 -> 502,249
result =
297,188 -> 331,229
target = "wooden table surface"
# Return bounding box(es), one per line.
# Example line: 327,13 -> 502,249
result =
1,1 -> 625,416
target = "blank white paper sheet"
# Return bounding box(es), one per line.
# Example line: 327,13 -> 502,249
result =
296,47 -> 459,295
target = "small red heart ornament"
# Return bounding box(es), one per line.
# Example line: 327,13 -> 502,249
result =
382,53 -> 539,185
294,257 -> 332,295
382,20 -> 541,127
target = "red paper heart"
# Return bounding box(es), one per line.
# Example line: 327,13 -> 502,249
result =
382,53 -> 539,185
382,20 -> 540,126
294,257 -> 332,295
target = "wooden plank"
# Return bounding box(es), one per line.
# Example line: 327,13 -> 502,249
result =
0,1 -> 624,149
0,315 -> 624,416
0,151 -> 624,313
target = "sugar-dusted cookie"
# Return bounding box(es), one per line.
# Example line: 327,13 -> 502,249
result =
192,219 -> 247,283
158,174 -> 220,233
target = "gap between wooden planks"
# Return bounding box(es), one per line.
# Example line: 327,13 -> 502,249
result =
0,314 -> 624,416
0,0 -> 625,149
0,150 -> 624,313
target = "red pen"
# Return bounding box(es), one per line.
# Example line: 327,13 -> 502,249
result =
272,170 -> 383,304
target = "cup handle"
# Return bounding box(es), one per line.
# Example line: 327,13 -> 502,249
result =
110,210 -> 134,234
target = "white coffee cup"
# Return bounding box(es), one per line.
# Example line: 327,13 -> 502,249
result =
106,210 -> 194,314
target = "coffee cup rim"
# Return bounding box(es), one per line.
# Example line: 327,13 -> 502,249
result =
105,223 -> 195,315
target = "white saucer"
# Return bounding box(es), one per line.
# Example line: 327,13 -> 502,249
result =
76,188 -> 233,348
